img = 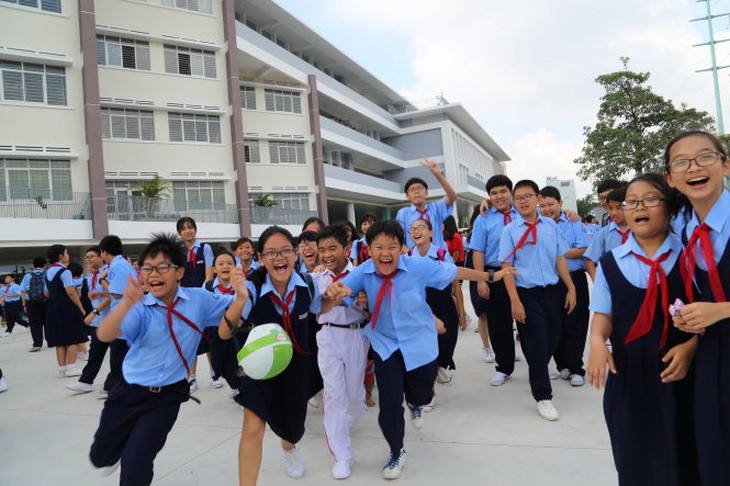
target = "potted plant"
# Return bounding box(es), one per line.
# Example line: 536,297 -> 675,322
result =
137,174 -> 170,218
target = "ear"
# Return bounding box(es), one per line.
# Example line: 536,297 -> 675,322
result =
665,171 -> 676,189
176,266 -> 185,282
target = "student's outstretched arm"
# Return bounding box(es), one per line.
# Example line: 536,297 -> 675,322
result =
97,275 -> 143,342
456,266 -> 516,283
587,312 -> 615,389
423,158 -> 457,206
219,267 -> 248,340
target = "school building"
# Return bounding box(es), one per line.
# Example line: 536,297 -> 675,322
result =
0,0 -> 509,266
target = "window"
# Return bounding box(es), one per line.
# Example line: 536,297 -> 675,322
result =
269,141 -> 305,164
164,45 -> 216,78
0,61 -> 66,105
162,0 -> 212,14
101,108 -> 155,141
0,0 -> 61,13
0,159 -> 71,201
250,192 -> 310,211
168,112 -> 221,143
96,36 -> 150,70
264,88 -> 302,114
241,86 -> 256,110
244,139 -> 260,163
172,181 -> 224,211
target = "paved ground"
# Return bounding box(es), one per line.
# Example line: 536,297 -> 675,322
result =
0,289 -> 617,485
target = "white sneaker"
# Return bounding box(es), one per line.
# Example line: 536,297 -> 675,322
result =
548,367 -> 560,380
97,389 -> 108,399
381,449 -> 406,479
99,461 -> 120,477
0,377 -> 7,393
559,368 -> 571,380
77,351 -> 89,361
1,331 -> 10,338
65,364 -> 83,377
57,366 -> 67,378
282,446 -> 304,478
29,346 -> 42,352
537,400 -> 560,421
483,347 -> 495,363
211,377 -> 225,389
421,396 -> 436,413
66,381 -> 93,394
570,374 -> 585,387
436,366 -> 453,385
409,405 -> 424,429
332,459 -> 354,480
188,375 -> 198,394
490,371 -> 510,386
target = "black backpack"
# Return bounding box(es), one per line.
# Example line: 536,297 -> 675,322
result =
27,271 -> 46,303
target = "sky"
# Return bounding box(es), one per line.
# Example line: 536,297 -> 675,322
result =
275,0 -> 730,198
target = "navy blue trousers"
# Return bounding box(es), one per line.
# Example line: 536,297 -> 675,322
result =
374,350 -> 437,455
554,270 -> 590,376
4,301 -> 25,333
516,284 -> 564,401
104,339 -> 128,391
79,328 -> 113,388
26,301 -> 46,347
484,275 -> 517,375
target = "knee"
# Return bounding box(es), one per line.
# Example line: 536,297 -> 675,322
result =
242,413 -> 265,441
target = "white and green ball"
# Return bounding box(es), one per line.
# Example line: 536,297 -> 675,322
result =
237,323 -> 293,380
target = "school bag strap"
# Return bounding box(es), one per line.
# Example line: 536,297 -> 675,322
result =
204,280 -> 215,293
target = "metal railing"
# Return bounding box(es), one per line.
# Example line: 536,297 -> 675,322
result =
107,195 -> 239,224
250,206 -> 318,226
0,190 -> 91,220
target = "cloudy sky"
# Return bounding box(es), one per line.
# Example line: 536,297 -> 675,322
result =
276,0 -> 730,198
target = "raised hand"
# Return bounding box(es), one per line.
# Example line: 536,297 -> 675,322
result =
421,157 -> 441,175
122,274 -> 144,304
230,267 -> 248,298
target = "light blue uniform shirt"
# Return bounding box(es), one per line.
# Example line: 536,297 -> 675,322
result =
21,269 -> 47,295
2,283 -> 22,302
584,221 -> 630,263
396,198 -> 454,249
410,243 -> 455,263
85,265 -> 108,327
46,264 -> 73,288
590,232 -> 684,314
341,255 -> 457,371
555,211 -> 589,272
107,255 -> 137,310
120,287 -> 235,386
234,257 -> 260,273
467,206 -> 519,268
242,271 -> 323,319
683,189 -> 730,272
499,214 -> 569,289
584,224 -> 600,240
190,239 -> 214,267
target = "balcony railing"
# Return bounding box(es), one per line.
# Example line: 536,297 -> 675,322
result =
467,175 -> 486,191
107,196 -> 239,224
0,190 -> 91,220
250,206 -> 318,226
319,116 -> 404,161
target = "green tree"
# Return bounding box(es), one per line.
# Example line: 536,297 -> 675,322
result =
576,194 -> 598,218
137,174 -> 170,217
575,57 -> 715,189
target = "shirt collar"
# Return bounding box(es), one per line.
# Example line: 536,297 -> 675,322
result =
557,211 -> 569,223
614,232 -> 683,260
488,206 -> 518,216
689,189 -> 730,234
260,271 -> 308,299
514,213 -> 545,225
142,286 -> 190,306
323,261 -> 354,278
408,203 -> 429,214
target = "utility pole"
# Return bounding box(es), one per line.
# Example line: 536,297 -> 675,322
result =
691,0 -> 730,134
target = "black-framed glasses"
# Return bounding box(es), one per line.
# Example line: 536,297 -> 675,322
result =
261,248 -> 295,260
514,193 -> 536,203
622,197 -> 666,211
139,263 -> 179,275
668,152 -> 723,173
408,224 -> 429,234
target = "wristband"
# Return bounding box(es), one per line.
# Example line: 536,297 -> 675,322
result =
488,269 -> 494,283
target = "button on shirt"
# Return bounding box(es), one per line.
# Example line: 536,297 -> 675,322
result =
107,255 -> 137,310
683,189 -> 730,271
590,233 -> 683,314
120,287 -> 235,386
242,271 -> 323,320
2,283 -> 21,302
314,262 -> 366,325
498,214 -> 569,289
584,221 -> 629,263
555,211 -> 589,272
341,255 -> 458,371
467,206 -> 519,268
396,198 -> 454,249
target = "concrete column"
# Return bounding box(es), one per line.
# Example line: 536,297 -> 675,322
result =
346,202 -> 356,225
307,74 -> 329,224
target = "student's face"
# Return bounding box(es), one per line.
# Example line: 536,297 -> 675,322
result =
60,249 -> 70,265
513,186 -> 538,217
606,200 -> 626,226
406,183 -> 428,206
236,242 -> 254,262
298,239 -> 318,267
132,261 -> 139,272
4,275 -> 11,284
142,253 -> 184,300
214,254 -> 235,282
361,219 -> 374,234
317,237 -> 349,274
260,234 -> 297,285
409,220 -> 432,247
178,223 -> 197,243
666,135 -> 729,206
538,196 -> 561,221
370,234 -> 402,275
624,180 -> 670,240
84,251 -> 103,272
303,222 -> 323,233
488,185 -> 512,212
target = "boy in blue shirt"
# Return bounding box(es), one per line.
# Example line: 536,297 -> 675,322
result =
89,233 -> 246,486
499,180 -> 576,422
327,221 -> 514,479
585,186 -> 630,280
20,257 -> 48,350
396,158 -> 457,249
0,275 -> 25,337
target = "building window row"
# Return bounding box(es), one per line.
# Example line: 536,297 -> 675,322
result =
162,0 -> 212,15
97,36 -> 151,71
249,192 -> 310,211
264,88 -> 302,114
101,108 -> 155,141
0,158 -> 71,201
172,180 -> 225,211
164,45 -> 216,79
269,140 -> 306,164
168,112 -> 221,143
0,60 -> 66,106
244,139 -> 260,163
0,0 -> 60,13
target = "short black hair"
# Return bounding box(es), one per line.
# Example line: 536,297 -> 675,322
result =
298,230 -> 319,245
605,185 -> 626,203
258,226 -> 296,254
234,237 -> 254,250
176,216 -> 197,233
597,179 -> 624,194
317,225 -> 351,249
99,235 -> 124,256
332,220 -> 359,242
513,179 -> 540,195
404,177 -> 428,193
46,244 -> 66,264
139,233 -> 186,268
539,185 -> 562,201
486,174 -> 513,193
33,257 -> 47,268
213,249 -> 236,266
360,213 -> 378,225
301,217 -> 325,233
584,214 -> 596,224
67,261 -> 84,278
365,220 -> 405,247
85,245 -> 101,256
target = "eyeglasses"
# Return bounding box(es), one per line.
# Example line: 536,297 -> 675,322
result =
622,197 -> 666,211
668,152 -> 723,173
408,224 -> 429,234
298,241 -> 317,249
514,193 -> 536,203
261,248 -> 295,260
83,255 -> 98,260
139,263 -> 179,275
407,184 -> 426,193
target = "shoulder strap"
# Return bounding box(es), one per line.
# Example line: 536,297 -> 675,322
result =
296,270 -> 315,299
204,280 -> 215,292
437,247 -> 446,261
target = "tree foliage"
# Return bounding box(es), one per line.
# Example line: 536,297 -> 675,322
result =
576,194 -> 598,218
575,58 -> 715,189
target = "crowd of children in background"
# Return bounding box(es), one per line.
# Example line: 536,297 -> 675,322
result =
0,133 -> 728,486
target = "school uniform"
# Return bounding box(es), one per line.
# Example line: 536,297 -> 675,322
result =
396,198 -> 454,249
682,189 -> 730,486
314,263 -> 369,464
78,266 -> 116,389
202,278 -> 239,388
409,244 -> 459,370
235,258 -> 260,277
1,282 -> 24,334
584,223 -> 600,240
591,233 -> 697,486
341,255 -> 457,455
44,264 -> 87,347
106,255 -> 138,391
584,221 -> 631,263
349,236 -> 370,264
498,214 -> 569,401
89,287 -> 235,486
468,206 -> 519,375
180,240 -> 213,288
553,211 -> 590,377
21,268 -> 47,347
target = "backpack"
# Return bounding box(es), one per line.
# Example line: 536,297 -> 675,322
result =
408,247 -> 446,261
27,271 -> 46,303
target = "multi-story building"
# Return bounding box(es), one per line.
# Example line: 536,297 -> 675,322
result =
0,0 -> 509,265
545,177 -> 578,212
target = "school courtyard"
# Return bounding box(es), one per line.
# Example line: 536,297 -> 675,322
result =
0,293 -> 616,486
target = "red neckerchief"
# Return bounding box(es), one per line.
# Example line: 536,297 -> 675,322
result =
91,269 -> 100,290
371,270 -> 399,330
624,251 -> 671,349
216,284 -> 235,295
330,270 -> 349,283
158,297 -> 207,375
618,227 -> 631,244
241,262 -> 254,278
499,210 -> 512,225
416,207 -> 430,222
187,246 -> 197,271
681,223 -> 726,303
2,285 -> 9,295
501,220 -> 540,263
269,290 -> 307,354
359,242 -> 370,262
